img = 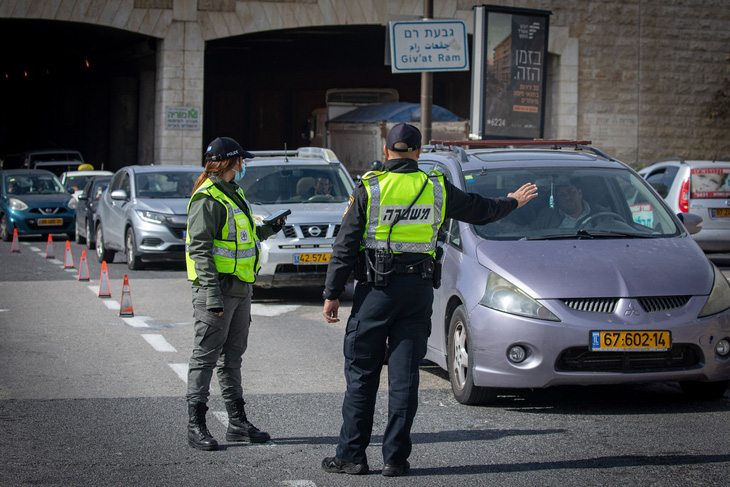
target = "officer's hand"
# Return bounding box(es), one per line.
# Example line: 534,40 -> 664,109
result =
508,183 -> 538,208
271,216 -> 286,233
322,298 -> 340,323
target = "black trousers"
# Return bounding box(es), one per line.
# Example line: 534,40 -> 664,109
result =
335,273 -> 434,465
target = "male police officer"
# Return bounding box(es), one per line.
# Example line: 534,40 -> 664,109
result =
321,123 -> 537,476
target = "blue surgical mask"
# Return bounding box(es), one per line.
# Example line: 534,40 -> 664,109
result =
234,164 -> 246,182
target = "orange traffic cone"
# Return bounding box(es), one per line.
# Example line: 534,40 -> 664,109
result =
77,249 -> 90,281
11,228 -> 20,252
119,274 -> 134,317
45,234 -> 55,259
64,240 -> 74,268
98,261 -> 112,298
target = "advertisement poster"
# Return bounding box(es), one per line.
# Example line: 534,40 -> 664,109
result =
472,7 -> 550,139
690,167 -> 730,199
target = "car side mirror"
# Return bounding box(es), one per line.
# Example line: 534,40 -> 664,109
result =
77,193 -> 88,201
677,212 -> 703,235
111,189 -> 128,201
67,187 -> 74,194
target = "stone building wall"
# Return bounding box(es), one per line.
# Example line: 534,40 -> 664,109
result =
1,0 -> 728,166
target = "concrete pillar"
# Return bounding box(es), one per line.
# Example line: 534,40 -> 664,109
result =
154,17 -> 204,166
138,69 -> 155,165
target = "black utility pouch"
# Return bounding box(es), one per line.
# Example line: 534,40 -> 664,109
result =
354,252 -> 368,282
373,250 -> 393,287
420,258 -> 435,281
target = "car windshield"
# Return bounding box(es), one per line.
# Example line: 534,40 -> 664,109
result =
239,164 -> 354,204
6,174 -> 66,195
465,167 -> 681,240
65,175 -> 94,192
135,172 -> 199,198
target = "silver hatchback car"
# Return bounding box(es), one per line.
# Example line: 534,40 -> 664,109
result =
639,158 -> 730,253
418,140 -> 730,404
95,165 -> 203,269
237,147 -> 355,288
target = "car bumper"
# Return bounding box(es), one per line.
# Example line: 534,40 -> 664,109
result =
467,297 -> 730,389
256,239 -> 332,288
8,210 -> 75,236
692,228 -> 730,253
134,221 -> 186,262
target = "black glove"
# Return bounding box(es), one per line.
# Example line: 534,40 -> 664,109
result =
271,220 -> 284,233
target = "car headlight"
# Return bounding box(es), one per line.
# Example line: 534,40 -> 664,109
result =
136,210 -> 169,224
68,198 -> 77,209
698,263 -> 730,317
8,198 -> 28,211
479,271 -> 560,321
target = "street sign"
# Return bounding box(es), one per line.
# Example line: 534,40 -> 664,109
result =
165,106 -> 200,130
389,20 -> 469,73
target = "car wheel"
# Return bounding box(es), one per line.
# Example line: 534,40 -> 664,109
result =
74,220 -> 85,244
95,223 -> 115,263
86,219 -> 95,249
125,227 -> 144,270
679,380 -> 729,400
0,214 -> 11,242
447,305 -> 497,405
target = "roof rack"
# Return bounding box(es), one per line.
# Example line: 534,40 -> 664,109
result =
649,157 -> 686,165
248,147 -> 340,163
429,139 -> 592,148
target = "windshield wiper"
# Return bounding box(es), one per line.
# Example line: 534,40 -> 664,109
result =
524,230 -> 656,240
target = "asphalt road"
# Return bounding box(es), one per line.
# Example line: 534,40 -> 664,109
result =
1,236 -> 729,486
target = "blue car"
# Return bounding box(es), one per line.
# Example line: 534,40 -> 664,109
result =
0,169 -> 76,241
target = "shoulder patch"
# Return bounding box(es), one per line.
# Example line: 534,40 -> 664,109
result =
343,195 -> 354,217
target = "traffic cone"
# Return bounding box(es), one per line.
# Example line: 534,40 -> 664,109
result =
64,240 -> 74,268
98,261 -> 112,298
119,274 -> 134,317
45,234 -> 55,259
77,249 -> 90,281
11,228 -> 20,252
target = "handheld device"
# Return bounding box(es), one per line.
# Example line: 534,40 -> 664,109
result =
263,209 -> 291,225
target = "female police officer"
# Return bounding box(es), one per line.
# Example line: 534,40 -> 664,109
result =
185,136 -> 285,450
321,123 -> 537,475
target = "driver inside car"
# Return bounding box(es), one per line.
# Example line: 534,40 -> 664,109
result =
538,178 -> 607,229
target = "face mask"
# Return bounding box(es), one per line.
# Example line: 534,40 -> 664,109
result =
234,164 -> 246,182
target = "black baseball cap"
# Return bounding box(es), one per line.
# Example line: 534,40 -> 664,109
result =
205,137 -> 254,161
386,123 -> 422,153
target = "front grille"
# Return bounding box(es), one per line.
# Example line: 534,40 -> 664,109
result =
30,207 -> 62,215
562,298 -> 618,313
282,224 -> 339,239
556,345 -> 701,373
638,296 -> 690,312
169,227 -> 185,239
141,237 -> 164,247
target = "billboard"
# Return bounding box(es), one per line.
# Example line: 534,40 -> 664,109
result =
470,5 -> 551,139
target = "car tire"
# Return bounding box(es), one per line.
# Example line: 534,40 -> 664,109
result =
679,380 -> 729,400
0,214 -> 12,242
95,223 -> 115,263
74,220 -> 85,244
447,305 -> 497,405
86,219 -> 95,250
125,227 -> 144,270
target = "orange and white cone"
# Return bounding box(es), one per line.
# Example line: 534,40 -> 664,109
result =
98,261 -> 112,298
64,240 -> 74,268
77,249 -> 90,281
119,274 -> 134,317
45,234 -> 55,259
11,228 -> 20,252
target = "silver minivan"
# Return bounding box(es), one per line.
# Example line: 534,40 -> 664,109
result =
418,140 -> 730,404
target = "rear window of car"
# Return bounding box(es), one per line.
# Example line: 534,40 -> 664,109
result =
690,167 -> 730,199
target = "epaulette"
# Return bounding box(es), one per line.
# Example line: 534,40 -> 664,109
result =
361,170 -> 386,180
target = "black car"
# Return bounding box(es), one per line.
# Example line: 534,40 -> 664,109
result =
74,176 -> 111,249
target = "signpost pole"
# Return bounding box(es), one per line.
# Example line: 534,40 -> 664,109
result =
420,0 -> 434,146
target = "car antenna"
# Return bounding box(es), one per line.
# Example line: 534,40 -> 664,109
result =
284,143 -> 288,162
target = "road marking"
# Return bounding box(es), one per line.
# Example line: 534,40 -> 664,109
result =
282,481 -> 317,487
49,258 -> 62,265
141,334 -> 177,352
65,268 -> 76,273
29,246 -> 41,252
122,315 -> 150,328
169,363 -> 188,382
251,304 -> 300,317
103,300 -> 120,310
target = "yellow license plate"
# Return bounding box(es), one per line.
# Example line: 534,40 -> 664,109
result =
38,218 -> 63,226
590,331 -> 671,351
294,253 -> 331,264
711,208 -> 730,218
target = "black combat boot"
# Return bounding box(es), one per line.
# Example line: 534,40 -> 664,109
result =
225,398 -> 271,443
187,402 -> 218,451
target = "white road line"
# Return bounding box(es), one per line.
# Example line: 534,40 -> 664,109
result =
141,334 -> 177,352
29,246 -> 41,252
49,258 -> 62,265
103,300 -> 120,310
251,304 -> 300,317
121,315 -> 150,328
282,481 -> 317,487
169,363 -> 188,383
64,268 -> 76,273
